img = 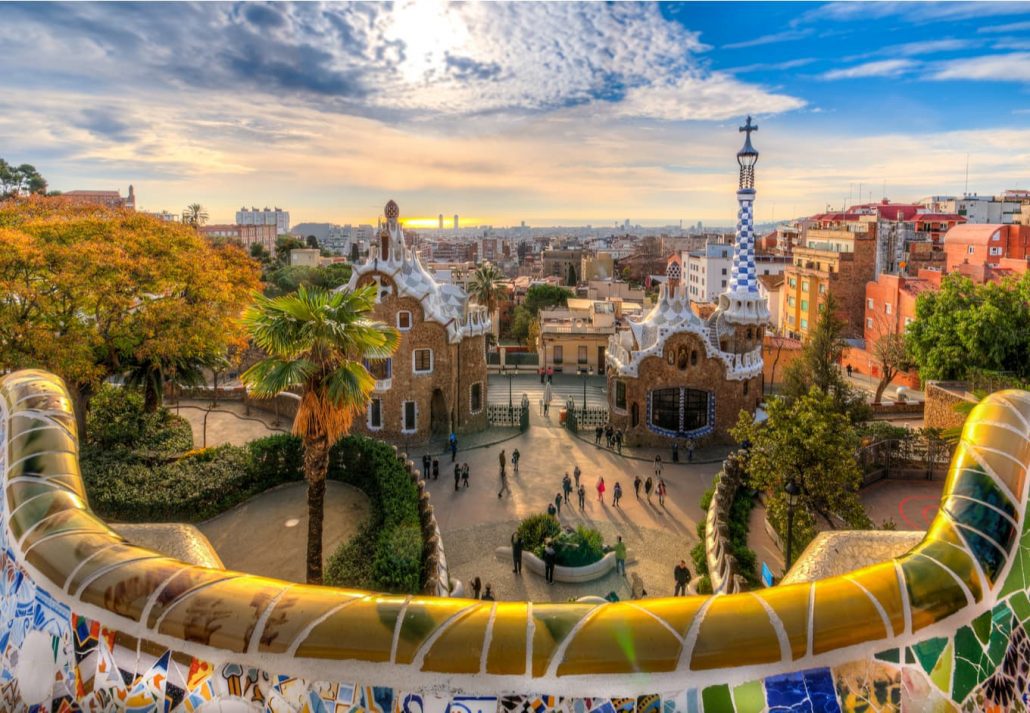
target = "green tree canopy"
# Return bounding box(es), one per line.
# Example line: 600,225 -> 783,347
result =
242,284 -> 398,584
732,388 -> 872,562
523,284 -> 572,315
781,292 -> 868,421
906,272 -> 1030,381
263,263 -> 353,297
0,159 -> 47,197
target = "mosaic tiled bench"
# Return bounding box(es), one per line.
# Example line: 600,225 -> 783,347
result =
2,369 -> 1029,712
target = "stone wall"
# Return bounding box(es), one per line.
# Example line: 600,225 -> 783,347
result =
925,381 -> 978,430
704,452 -> 748,594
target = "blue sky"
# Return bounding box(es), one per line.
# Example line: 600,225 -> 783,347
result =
0,1 -> 1027,226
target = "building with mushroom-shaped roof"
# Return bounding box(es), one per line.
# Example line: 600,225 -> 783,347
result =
606,119 -> 767,445
342,200 -> 490,442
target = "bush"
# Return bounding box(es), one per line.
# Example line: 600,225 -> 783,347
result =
516,513 -> 562,554
551,526 -> 605,567
324,435 -> 422,593
81,423 -> 426,594
86,384 -> 193,455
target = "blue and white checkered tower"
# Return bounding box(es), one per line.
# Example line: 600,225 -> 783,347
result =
715,116 -> 770,325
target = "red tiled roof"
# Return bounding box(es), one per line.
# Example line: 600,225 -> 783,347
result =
913,213 -> 966,222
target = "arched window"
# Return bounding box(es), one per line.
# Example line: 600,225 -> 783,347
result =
690,350 -> 698,366
649,388 -> 710,434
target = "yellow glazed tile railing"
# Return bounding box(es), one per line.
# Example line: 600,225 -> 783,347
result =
2,368 -> 1029,707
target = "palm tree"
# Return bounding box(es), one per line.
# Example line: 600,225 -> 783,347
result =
468,263 -> 505,314
241,284 -> 398,584
182,203 -> 208,228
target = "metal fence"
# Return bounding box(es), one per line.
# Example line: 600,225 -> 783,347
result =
857,435 -> 952,486
487,394 -> 530,431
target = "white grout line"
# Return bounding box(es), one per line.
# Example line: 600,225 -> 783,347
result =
894,560 -> 912,636
410,603 -> 478,670
479,601 -> 497,674
390,597 -> 413,664
677,595 -> 714,671
806,583 -> 815,659
525,602 -> 534,677
624,602 -> 684,645
285,596 -> 367,657
544,604 -> 604,678
949,494 -> 1018,530
749,593 -> 791,664
247,584 -> 294,655
845,575 -> 893,640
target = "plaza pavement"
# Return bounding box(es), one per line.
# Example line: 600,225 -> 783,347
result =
174,391 -> 944,600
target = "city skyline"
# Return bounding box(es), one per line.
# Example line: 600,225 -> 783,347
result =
1,1 -> 1028,225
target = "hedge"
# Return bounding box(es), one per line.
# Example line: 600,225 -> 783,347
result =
515,513 -> 604,567
79,397 -> 425,594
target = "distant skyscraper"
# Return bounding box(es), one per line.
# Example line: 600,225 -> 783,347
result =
438,214 -> 444,230
453,214 -> 459,230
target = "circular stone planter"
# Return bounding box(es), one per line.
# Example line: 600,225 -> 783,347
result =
495,546 -> 616,583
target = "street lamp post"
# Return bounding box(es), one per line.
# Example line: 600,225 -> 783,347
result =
506,368 -> 514,422
581,367 -> 591,415
784,479 -> 801,571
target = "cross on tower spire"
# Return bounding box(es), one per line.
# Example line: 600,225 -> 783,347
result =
739,115 -> 758,139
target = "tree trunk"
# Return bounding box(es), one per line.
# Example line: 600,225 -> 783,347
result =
70,382 -> 94,443
303,434 -> 330,585
143,373 -> 162,413
874,369 -> 893,405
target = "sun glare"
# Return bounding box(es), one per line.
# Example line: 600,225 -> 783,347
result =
384,0 -> 472,84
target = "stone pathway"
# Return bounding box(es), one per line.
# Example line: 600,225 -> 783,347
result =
173,399 -> 287,447
424,407 -> 721,601
197,481 -> 370,583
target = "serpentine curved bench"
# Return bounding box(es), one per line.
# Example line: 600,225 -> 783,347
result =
2,369 -> 1029,711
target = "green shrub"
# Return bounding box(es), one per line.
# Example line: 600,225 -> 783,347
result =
695,574 -> 713,594
86,385 -> 193,455
516,513 -> 562,554
690,540 -> 708,577
551,526 -> 604,567
80,425 -> 426,594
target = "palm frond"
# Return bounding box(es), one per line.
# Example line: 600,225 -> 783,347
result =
241,357 -> 315,397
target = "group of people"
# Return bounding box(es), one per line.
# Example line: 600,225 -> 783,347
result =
594,424 -> 624,452
593,474 -> 666,507
497,448 -> 520,497
467,576 -> 495,600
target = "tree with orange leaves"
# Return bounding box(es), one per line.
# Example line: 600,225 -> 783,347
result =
0,195 -> 260,435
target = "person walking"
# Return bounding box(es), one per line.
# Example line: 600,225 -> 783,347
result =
498,469 -> 511,498
454,462 -> 461,491
594,425 -> 603,445
512,448 -> 521,473
481,583 -> 495,601
471,576 -> 482,599
615,430 -> 623,454
577,484 -> 586,509
547,502 -> 557,517
672,441 -> 679,463
554,492 -> 563,516
498,449 -> 506,477
657,478 -> 667,506
573,465 -> 582,488
633,475 -> 642,499
511,532 -> 524,574
422,454 -> 431,480
654,454 -> 662,477
449,432 -> 458,463
562,473 -> 572,504
644,476 -> 654,502
612,482 -> 623,508
543,540 -> 556,584
846,363 -> 853,379
605,425 -> 614,448
432,458 -> 440,481
596,477 -> 606,502
614,536 -> 627,576
674,560 -> 691,596
461,463 -> 470,488
686,439 -> 695,463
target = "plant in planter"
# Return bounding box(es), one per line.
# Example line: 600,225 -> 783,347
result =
551,526 -> 604,567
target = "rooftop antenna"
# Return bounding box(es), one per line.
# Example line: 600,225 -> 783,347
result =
964,153 -> 970,196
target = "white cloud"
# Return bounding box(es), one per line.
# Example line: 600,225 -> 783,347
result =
722,29 -> 812,50
822,59 -> 917,80
0,1 -> 804,123
929,53 -> 1030,81
613,73 -> 805,121
978,20 -> 1030,33
802,2 -> 1028,24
